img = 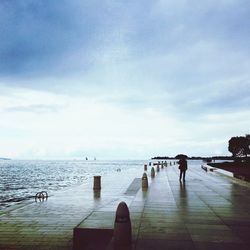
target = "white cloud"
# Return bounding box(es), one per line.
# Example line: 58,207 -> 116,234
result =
0,81 -> 249,159
0,86 -> 175,158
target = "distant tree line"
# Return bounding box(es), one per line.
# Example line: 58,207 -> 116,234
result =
152,155 -> 234,160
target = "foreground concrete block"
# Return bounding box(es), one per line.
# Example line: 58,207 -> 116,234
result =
74,227 -> 113,250
73,211 -> 115,250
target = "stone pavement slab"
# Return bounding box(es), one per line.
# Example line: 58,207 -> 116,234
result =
131,162 -> 250,250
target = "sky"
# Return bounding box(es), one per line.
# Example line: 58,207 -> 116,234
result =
0,0 -> 250,160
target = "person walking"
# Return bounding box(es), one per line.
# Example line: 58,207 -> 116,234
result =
178,158 -> 188,181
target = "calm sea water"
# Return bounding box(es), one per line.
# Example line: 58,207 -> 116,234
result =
0,160 -> 146,209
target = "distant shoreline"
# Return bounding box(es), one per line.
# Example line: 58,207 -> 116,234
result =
151,156 -> 234,161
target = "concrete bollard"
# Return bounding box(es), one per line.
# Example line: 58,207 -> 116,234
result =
144,164 -> 147,171
156,164 -> 160,172
142,173 -> 148,189
93,190 -> 101,199
93,176 -> 101,190
151,167 -> 155,178
113,201 -> 132,249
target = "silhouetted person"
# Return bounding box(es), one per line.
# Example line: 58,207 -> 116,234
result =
178,158 -> 187,181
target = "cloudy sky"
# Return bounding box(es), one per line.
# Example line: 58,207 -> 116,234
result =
0,0 -> 249,159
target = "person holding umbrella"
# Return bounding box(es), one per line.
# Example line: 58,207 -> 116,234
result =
178,157 -> 188,182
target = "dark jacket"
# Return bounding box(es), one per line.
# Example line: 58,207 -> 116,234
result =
178,159 -> 187,171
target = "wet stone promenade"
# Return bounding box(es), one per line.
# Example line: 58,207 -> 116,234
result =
1,162 -> 250,250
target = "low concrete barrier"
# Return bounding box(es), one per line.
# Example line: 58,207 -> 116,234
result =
201,165 -> 208,172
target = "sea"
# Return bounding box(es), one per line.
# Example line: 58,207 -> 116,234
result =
0,159 -> 148,209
